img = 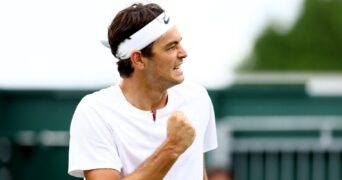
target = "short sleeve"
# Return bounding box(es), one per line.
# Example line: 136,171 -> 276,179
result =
68,96 -> 122,178
203,94 -> 218,153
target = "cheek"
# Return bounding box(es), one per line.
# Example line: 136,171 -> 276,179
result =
155,60 -> 173,71
150,62 -> 167,76
150,54 -> 175,74
157,64 -> 171,74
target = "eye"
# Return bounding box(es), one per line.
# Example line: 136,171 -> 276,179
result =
168,46 -> 176,50
167,44 -> 178,51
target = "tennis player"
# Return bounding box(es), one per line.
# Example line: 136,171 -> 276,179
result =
68,2 -> 217,180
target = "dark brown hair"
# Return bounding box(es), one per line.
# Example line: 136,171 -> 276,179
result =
108,3 -> 164,77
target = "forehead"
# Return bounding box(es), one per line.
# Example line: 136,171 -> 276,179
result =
153,26 -> 182,47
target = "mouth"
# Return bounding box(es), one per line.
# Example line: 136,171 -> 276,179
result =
173,63 -> 182,70
173,64 -> 183,76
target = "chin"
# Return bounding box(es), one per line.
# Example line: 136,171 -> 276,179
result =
175,77 -> 185,84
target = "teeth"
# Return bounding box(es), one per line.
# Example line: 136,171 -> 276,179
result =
174,64 -> 182,69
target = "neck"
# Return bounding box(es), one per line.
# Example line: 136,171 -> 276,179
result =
120,78 -> 169,111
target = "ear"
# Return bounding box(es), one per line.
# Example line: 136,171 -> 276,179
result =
130,51 -> 145,69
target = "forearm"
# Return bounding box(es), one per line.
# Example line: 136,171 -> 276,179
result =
123,139 -> 181,180
203,159 -> 208,180
203,170 -> 208,180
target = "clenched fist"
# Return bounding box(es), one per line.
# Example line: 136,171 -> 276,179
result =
167,111 -> 196,155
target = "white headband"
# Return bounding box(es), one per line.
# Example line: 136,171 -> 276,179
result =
115,12 -> 174,59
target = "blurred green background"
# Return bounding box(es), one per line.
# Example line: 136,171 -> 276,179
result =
238,0 -> 342,72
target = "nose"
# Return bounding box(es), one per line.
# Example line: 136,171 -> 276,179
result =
178,45 -> 187,59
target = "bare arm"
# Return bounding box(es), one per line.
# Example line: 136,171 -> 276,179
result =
85,111 -> 195,180
203,158 -> 208,180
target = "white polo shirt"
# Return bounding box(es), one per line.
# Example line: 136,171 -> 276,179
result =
68,81 -> 218,179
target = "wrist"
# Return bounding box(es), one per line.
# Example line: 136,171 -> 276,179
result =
164,137 -> 184,157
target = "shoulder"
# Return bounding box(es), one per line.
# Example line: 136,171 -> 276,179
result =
170,80 -> 210,102
77,85 -> 118,110
71,85 -> 119,128
171,80 -> 208,96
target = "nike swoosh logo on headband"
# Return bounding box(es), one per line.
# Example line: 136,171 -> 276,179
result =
163,15 -> 170,24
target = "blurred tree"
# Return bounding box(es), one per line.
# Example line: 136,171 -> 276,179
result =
238,0 -> 342,72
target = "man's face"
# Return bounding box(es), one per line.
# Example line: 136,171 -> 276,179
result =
143,26 -> 187,88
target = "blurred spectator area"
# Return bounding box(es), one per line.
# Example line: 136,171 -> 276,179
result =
1,73 -> 342,180
208,72 -> 342,180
